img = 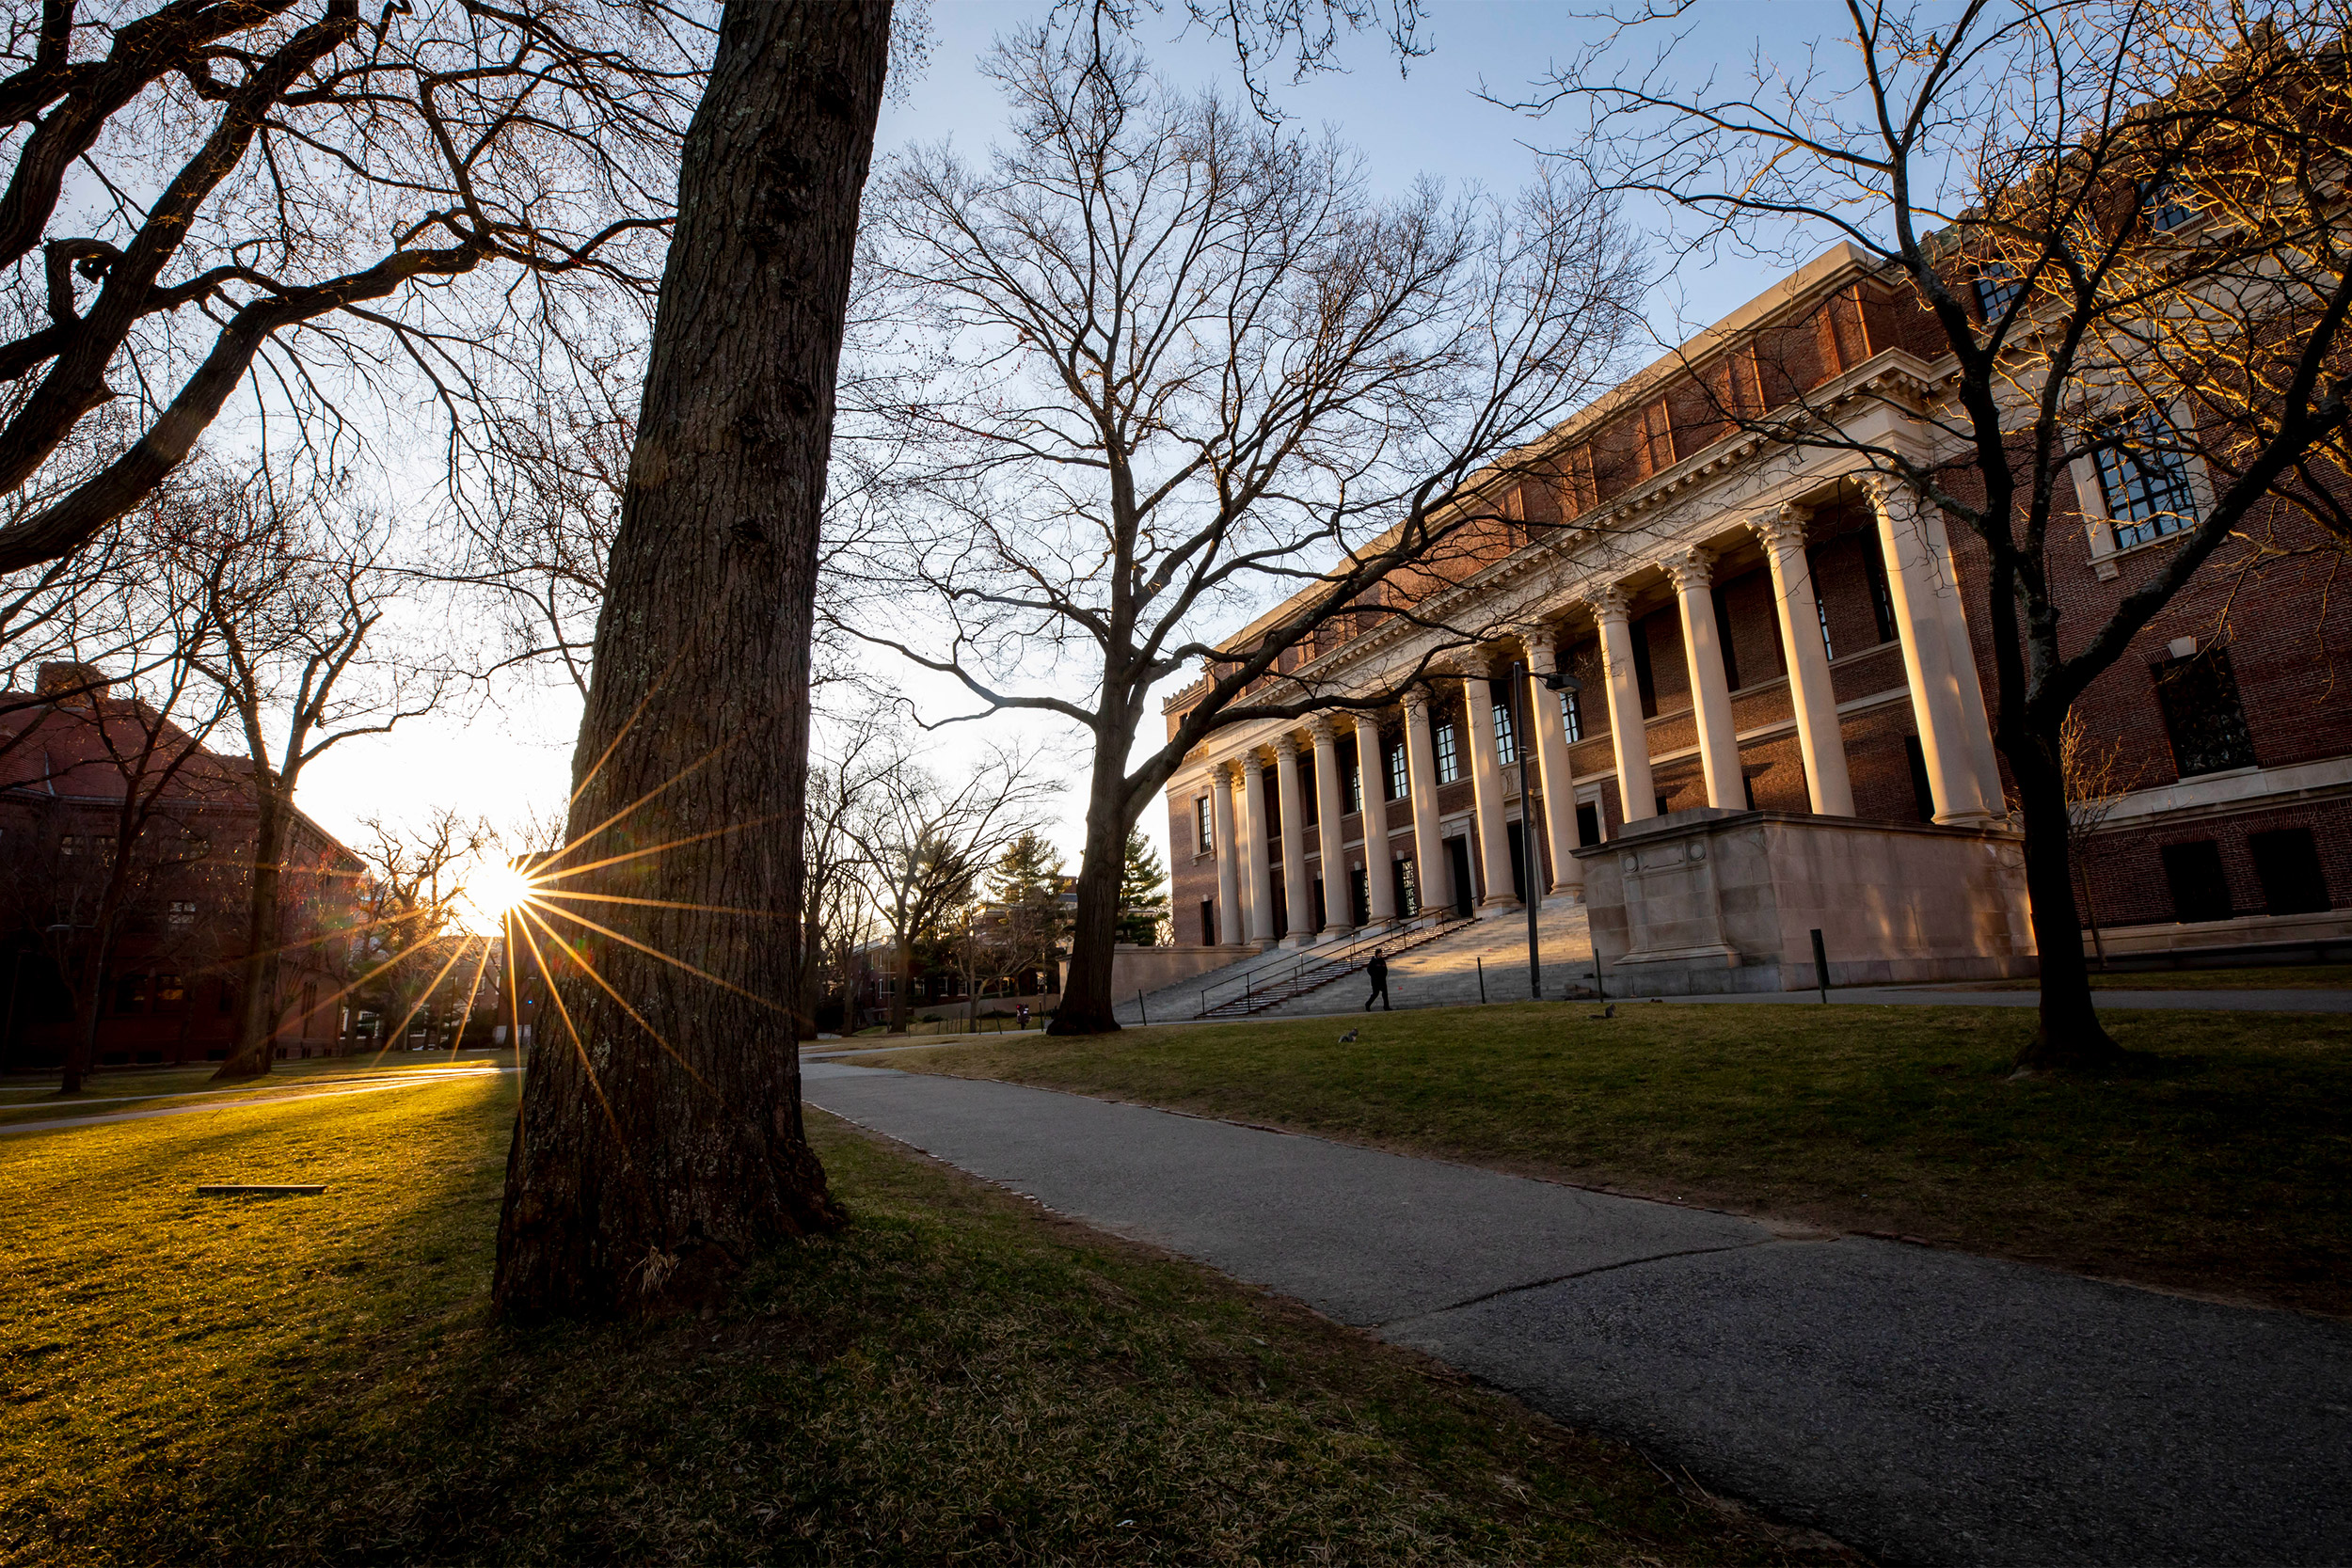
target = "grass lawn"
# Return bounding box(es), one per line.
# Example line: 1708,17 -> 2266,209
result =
0,1053 -> 503,1129
874,1002 -> 2352,1318
0,1070 -> 1837,1564
1963,963 -> 2352,990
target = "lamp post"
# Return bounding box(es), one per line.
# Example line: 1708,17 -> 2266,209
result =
1508,661 -> 1581,1001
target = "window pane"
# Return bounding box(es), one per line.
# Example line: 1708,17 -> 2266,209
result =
2153,648 -> 2256,777
1492,702 -> 1517,766
1560,689 -> 1582,742
2249,828 -> 2330,915
2140,178 -> 2196,232
1388,739 -> 1409,800
1975,261 -> 2024,319
2094,414 -> 2199,548
1435,723 -> 1459,784
2161,840 -> 2233,922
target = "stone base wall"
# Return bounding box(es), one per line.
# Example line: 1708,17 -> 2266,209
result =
1576,807 -> 2037,995
1060,944 -> 1257,1001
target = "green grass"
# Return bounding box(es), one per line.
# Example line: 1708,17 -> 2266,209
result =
0,1053 -> 501,1128
876,1002 -> 2352,1317
1965,963 -> 2352,990
0,1070 -> 1838,1564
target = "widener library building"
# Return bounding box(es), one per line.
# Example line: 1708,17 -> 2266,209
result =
1158,243 -> 2351,998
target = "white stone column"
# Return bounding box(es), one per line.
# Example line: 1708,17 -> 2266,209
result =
1753,506 -> 1856,816
1401,690 -> 1451,916
1357,715 -> 1399,923
1272,734 -> 1311,945
1864,477 -> 1995,825
1916,500 -> 2007,815
1211,761 -> 1240,943
1308,717 -> 1352,939
1665,547 -> 1745,809
1461,661 -> 1518,912
1588,585 -> 1657,825
1518,625 -> 1584,898
1237,751 -> 1275,945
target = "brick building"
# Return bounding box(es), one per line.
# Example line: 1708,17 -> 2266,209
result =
0,663 -> 364,1069
1160,242 -> 2352,979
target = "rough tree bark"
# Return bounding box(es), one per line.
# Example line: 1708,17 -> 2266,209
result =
492,1 -> 891,1322
214,782 -> 290,1079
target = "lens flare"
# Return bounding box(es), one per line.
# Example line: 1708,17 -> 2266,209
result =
466,862 -> 537,923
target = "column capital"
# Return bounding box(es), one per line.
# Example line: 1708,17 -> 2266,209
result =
1751,503 -> 1812,552
1514,624 -> 1559,674
1584,582 -> 1634,625
1238,749 -> 1264,777
1401,687 -> 1430,718
1306,713 -> 1338,744
1272,732 -> 1300,762
1351,710 -> 1384,738
1661,545 -> 1714,595
1857,470 -> 1917,519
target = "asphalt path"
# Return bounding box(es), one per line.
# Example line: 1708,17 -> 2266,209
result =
0,1066 -> 508,1136
804,1060 -> 2352,1568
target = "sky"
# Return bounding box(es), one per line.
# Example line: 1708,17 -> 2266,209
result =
291,0 -> 1887,885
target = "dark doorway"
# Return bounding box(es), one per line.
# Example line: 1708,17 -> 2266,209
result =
1576,801 -> 1600,847
1505,820 -> 1527,900
1395,857 -> 1418,916
1903,734 -> 1935,821
1200,897 -> 1216,946
1349,866 -> 1370,927
1270,873 -> 1288,941
1311,876 -> 1326,932
2161,840 -> 2233,923
1444,836 -> 1474,918
2250,828 -> 2331,914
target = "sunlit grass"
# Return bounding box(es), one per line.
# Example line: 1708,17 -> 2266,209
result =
877,1001 -> 2352,1317
0,1069 -> 1837,1564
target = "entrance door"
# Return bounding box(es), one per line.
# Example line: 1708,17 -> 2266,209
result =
1349,866 -> 1370,927
1444,836 -> 1474,918
1505,820 -> 1527,900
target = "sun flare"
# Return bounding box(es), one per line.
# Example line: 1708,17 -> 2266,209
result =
465,862 -> 538,926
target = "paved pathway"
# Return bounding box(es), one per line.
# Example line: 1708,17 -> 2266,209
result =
0,1066 -> 508,1136
805,1061 -> 2352,1567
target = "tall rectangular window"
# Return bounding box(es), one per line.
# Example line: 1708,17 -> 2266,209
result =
1560,688 -> 1583,742
2094,414 -> 2198,549
1434,721 -> 1461,784
1343,751 -> 1363,814
1492,699 -> 1518,767
1863,531 -> 1898,644
1194,796 -> 1212,853
1388,738 -> 1409,800
1712,586 -> 1742,691
2153,647 -> 2256,778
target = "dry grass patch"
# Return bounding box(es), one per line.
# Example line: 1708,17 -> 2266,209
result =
0,1068 -> 1838,1564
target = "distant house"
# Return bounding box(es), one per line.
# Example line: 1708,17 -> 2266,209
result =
0,663 -> 364,1069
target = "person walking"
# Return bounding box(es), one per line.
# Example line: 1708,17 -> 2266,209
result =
1364,950 -> 1391,1011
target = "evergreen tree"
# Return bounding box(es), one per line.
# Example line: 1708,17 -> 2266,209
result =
988,832 -> 1068,990
1117,830 -> 1169,947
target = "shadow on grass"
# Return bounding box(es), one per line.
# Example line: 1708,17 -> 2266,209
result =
5,1092 -> 1837,1567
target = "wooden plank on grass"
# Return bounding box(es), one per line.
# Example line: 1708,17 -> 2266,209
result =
196,1184 -> 326,1196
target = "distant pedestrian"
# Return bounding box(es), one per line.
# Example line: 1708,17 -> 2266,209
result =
1017,1003 -> 1031,1030
1364,950 -> 1391,1011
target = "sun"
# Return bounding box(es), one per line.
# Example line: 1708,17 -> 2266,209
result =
464,862 -> 538,927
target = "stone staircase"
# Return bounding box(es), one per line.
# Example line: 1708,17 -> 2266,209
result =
1250,900 -> 1597,1018
1112,901 -> 1599,1025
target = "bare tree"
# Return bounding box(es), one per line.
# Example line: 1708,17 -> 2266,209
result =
1523,1 -> 2352,1068
0,0 -> 708,575
846,747 -> 1057,1034
181,478 -> 448,1079
842,29 -> 1645,1033
350,804 -> 495,1048
2056,706 -> 2147,971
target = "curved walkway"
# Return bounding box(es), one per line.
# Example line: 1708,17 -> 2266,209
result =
805,1060 -> 2352,1567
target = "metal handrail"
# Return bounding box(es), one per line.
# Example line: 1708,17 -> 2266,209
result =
1193,911 -> 1455,1018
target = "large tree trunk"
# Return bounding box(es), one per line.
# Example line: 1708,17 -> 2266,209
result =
1051,761 -> 1134,1035
213,787 -> 288,1081
2009,727 -> 2125,1072
492,0 -> 889,1323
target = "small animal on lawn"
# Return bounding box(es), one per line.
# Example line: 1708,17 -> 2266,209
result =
1587,1004 -> 1615,1020
1338,1027 -> 1359,1043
